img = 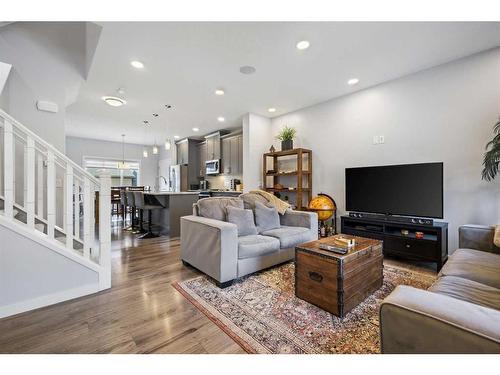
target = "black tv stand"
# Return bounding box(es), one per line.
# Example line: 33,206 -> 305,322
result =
341,215 -> 448,271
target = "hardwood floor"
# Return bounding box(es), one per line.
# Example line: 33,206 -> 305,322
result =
0,227 -> 245,354
0,224 -> 436,354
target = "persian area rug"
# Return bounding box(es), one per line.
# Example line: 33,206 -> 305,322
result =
172,263 -> 435,354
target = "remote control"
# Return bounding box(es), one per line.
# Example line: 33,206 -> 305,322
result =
319,243 -> 348,254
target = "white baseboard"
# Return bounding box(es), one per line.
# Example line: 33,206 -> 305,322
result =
0,283 -> 100,319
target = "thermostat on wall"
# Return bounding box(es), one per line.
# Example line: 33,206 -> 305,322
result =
36,100 -> 59,113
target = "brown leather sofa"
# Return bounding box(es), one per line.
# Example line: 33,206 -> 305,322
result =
380,225 -> 500,353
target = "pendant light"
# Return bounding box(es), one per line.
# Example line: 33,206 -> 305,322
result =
118,134 -> 130,169
164,138 -> 171,150
152,144 -> 159,155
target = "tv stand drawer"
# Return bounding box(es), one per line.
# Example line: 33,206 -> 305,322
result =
384,237 -> 437,259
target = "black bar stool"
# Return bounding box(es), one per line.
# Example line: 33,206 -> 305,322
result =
133,192 -> 162,239
126,191 -> 141,234
120,189 -> 129,228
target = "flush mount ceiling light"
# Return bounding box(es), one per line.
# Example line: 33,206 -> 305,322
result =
268,107 -> 276,113
102,96 -> 126,107
130,60 -> 144,69
217,116 -> 225,122
296,40 -> 310,50
348,78 -> 360,86
215,89 -> 225,96
239,65 -> 256,75
192,127 -> 200,132
174,135 -> 180,139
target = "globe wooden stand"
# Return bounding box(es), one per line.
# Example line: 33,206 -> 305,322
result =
307,193 -> 337,237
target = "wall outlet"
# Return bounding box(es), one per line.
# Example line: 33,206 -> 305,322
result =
372,135 -> 380,145
379,135 -> 385,144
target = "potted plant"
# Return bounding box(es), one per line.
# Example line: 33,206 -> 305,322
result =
482,117 -> 500,181
276,126 -> 297,151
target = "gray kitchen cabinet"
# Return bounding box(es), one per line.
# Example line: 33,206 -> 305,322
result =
205,132 -> 222,160
230,136 -> 239,175
237,135 -> 243,175
176,140 -> 189,164
197,141 -> 207,177
222,138 -> 231,174
221,134 -> 243,175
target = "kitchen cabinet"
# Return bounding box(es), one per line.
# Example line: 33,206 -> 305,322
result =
205,132 -> 222,160
176,139 -> 189,164
221,134 -> 243,175
197,141 -> 207,177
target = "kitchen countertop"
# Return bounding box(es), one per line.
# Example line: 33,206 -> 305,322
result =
145,191 -> 199,195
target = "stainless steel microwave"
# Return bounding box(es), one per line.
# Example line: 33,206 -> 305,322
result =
205,159 -> 220,175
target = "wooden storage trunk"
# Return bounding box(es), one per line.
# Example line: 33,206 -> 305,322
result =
295,235 -> 383,318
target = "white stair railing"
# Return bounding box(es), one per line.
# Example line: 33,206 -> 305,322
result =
0,109 -> 111,289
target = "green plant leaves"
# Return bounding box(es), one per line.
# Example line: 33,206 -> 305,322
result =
482,117 -> 500,181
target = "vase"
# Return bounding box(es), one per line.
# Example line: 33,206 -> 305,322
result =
281,140 -> 293,151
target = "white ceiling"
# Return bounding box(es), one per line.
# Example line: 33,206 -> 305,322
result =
65,22 -> 500,145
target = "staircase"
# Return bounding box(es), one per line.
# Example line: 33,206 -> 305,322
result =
0,109 -> 111,319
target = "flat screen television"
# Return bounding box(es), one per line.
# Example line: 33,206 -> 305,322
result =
345,162 -> 443,219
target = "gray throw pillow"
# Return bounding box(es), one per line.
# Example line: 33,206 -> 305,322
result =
254,201 -> 280,233
227,206 -> 258,236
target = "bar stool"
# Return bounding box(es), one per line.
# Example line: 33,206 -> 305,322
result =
133,192 -> 162,239
126,191 -> 141,234
120,189 -> 129,228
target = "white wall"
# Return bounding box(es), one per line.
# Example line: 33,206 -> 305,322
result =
0,22 -> 101,151
242,113 -> 272,191
265,48 -> 500,252
65,136 -> 160,188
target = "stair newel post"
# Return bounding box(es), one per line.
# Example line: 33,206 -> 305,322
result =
65,164 -> 74,249
83,177 -> 92,259
98,172 -> 112,289
26,136 -> 36,229
3,119 -> 14,219
46,150 -> 56,239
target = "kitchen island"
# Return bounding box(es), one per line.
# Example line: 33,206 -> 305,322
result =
144,191 -> 198,237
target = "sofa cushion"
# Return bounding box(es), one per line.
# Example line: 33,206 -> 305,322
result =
261,225 -> 312,249
439,248 -> 500,289
227,207 -> 258,236
238,235 -> 280,259
254,201 -> 280,233
197,197 -> 244,221
429,275 -> 500,311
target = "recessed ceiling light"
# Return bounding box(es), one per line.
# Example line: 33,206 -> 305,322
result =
102,96 -> 126,107
239,66 -> 256,75
143,120 -> 149,125
192,128 -> 199,132
152,113 -> 159,117
348,78 -> 359,86
215,89 -> 225,96
217,117 -> 225,122
130,60 -> 144,69
174,135 -> 180,139
268,107 -> 276,113
165,104 -> 172,109
296,40 -> 310,50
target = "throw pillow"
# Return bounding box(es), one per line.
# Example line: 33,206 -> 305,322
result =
227,206 -> 258,236
495,225 -> 500,247
254,201 -> 280,233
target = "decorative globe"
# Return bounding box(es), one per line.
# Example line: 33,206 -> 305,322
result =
308,194 -> 336,222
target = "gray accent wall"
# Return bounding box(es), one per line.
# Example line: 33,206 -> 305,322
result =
265,48 -> 500,252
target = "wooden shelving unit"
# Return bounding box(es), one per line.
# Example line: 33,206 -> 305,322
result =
262,148 -> 312,210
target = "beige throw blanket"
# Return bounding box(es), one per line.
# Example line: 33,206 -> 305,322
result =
250,189 -> 291,215
495,225 -> 500,247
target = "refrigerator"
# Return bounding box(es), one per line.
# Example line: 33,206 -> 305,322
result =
169,164 -> 189,192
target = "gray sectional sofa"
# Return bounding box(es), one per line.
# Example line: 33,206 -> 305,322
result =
180,194 -> 318,287
380,224 -> 500,353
